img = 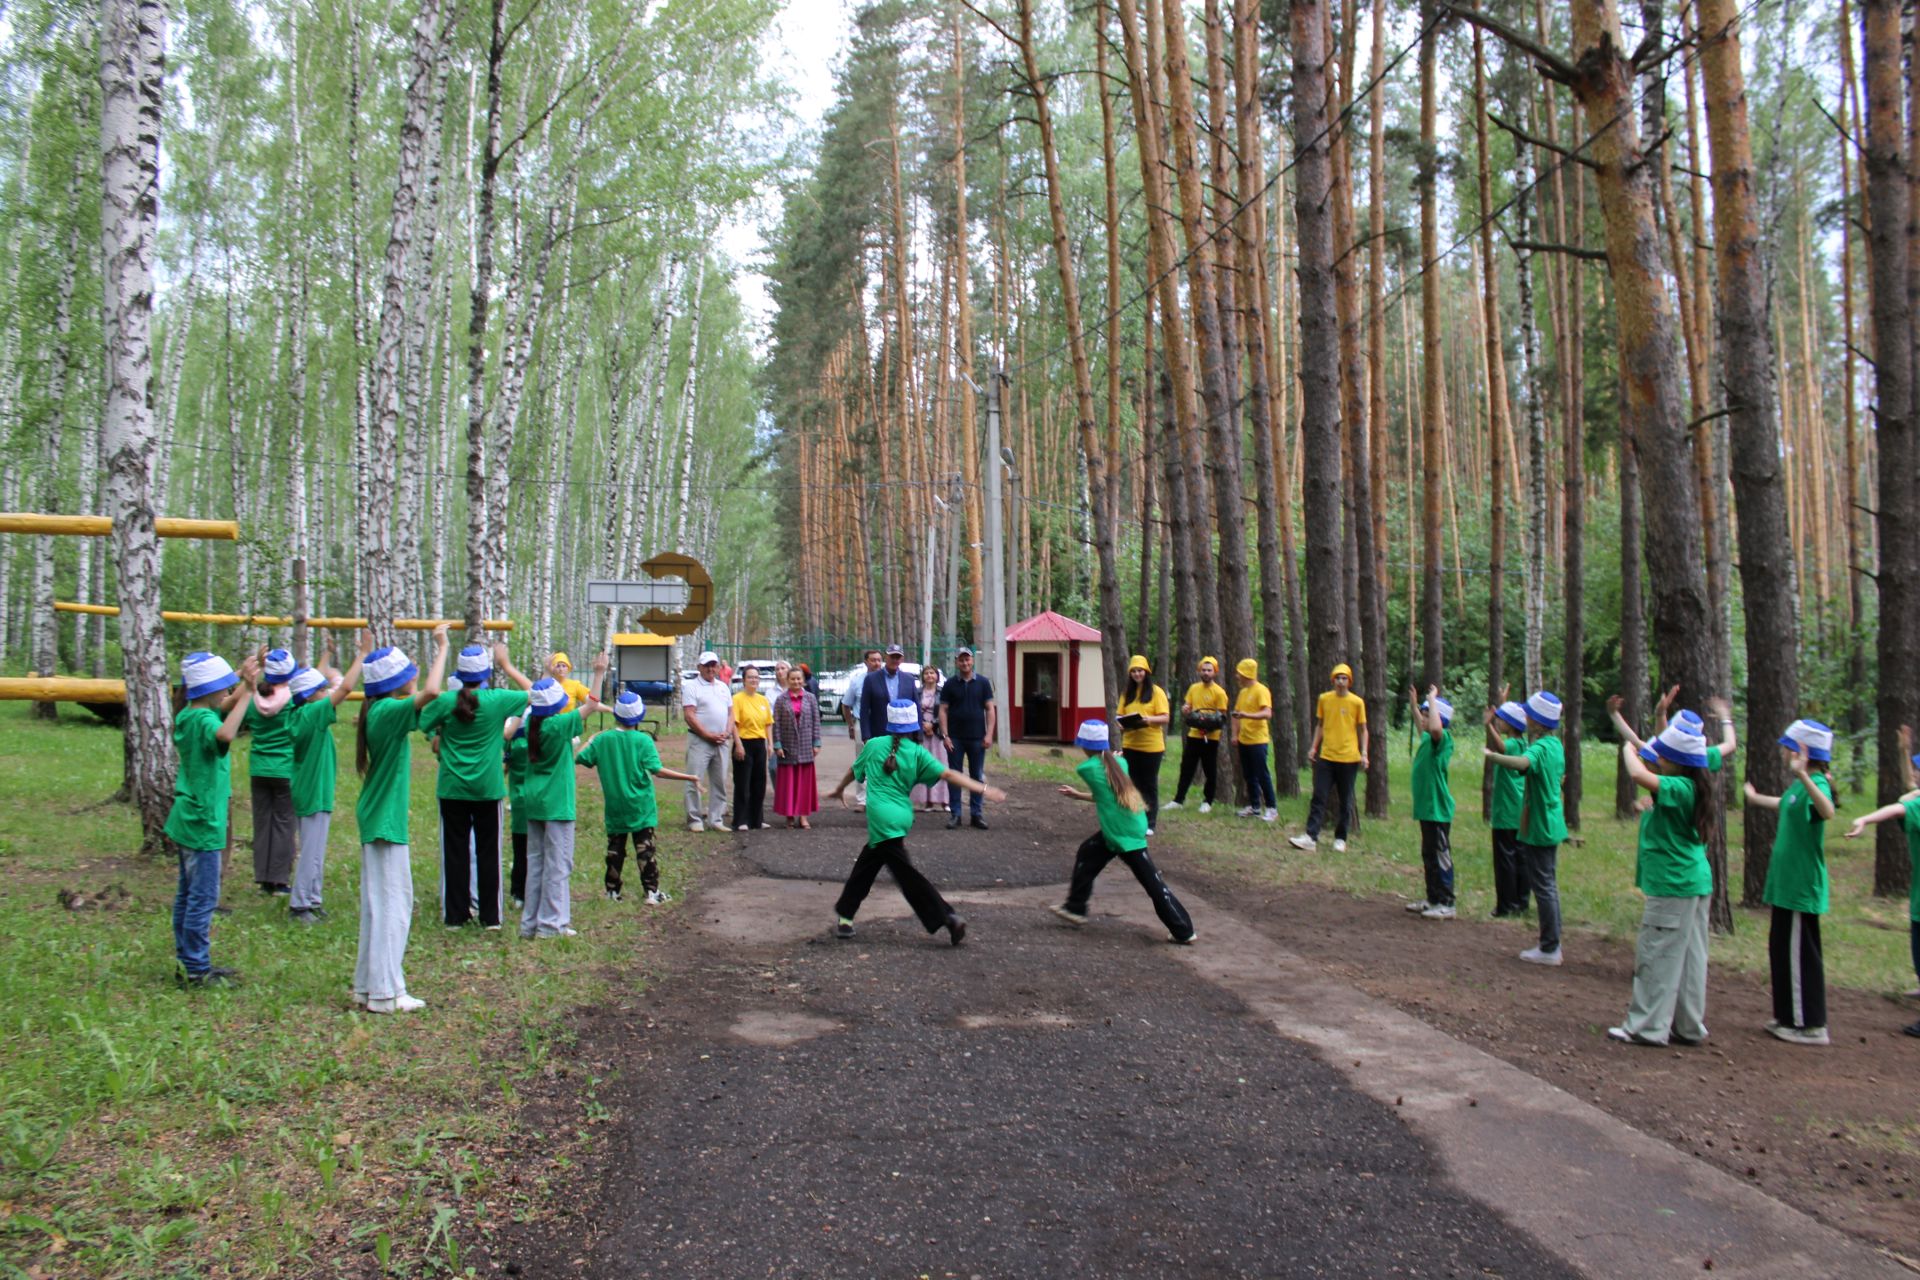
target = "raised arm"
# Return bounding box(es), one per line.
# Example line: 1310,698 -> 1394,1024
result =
412,624 -> 451,708
589,651 -> 608,702
216,655 -> 263,744
1606,693 -> 1648,752
331,628 -> 374,707
495,642 -> 533,692
1621,740 -> 1661,794
1653,683 -> 1680,735
1792,755 -> 1836,821
1902,725 -> 1918,793
1706,697 -> 1738,759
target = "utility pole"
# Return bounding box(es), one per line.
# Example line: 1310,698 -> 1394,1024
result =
986,367 -> 1011,759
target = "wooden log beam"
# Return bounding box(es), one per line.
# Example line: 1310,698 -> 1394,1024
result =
52,602 -> 513,631
0,513 -> 239,540
0,677 -> 128,703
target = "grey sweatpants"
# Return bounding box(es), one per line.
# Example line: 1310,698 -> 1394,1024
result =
353,841 -> 414,1003
1620,893 -> 1710,1044
291,812 -> 331,910
684,736 -> 730,828
522,819 -> 577,937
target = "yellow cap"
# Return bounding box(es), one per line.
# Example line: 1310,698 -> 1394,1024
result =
1200,655 -> 1218,670
1236,658 -> 1258,679
1128,654 -> 1151,673
551,652 -> 572,671
1331,662 -> 1352,679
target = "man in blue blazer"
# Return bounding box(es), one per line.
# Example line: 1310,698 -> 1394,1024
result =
859,643 -> 921,742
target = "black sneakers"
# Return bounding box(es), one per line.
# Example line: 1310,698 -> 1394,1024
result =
834,919 -> 856,940
969,816 -> 989,830
947,915 -> 968,946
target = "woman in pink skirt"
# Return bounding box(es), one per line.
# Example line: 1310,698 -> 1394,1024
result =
772,665 -> 822,829
915,666 -> 950,811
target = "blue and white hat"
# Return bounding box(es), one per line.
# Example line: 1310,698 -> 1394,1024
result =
1641,714 -> 1709,768
1493,700 -> 1528,733
1526,690 -> 1562,730
528,677 -> 568,717
362,646 -> 418,698
885,698 -> 920,735
288,667 -> 329,702
1423,695 -> 1454,727
181,652 -> 238,701
1777,718 -> 1833,763
613,690 -> 645,723
455,644 -> 492,686
262,648 -> 296,685
1074,719 -> 1111,751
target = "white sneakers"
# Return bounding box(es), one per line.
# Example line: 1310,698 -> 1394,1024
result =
688,819 -> 705,833
1404,900 -> 1430,913
645,889 -> 672,905
1145,827 -> 1156,837
1163,800 -> 1183,811
1261,808 -> 1278,823
1518,946 -> 1563,966
366,994 -> 426,1014
1766,1023 -> 1830,1046
1049,904 -> 1088,927
1333,839 -> 1347,852
1197,802 -> 1212,814
1287,834 -> 1316,851
1420,904 -> 1456,920
1237,805 -> 1258,818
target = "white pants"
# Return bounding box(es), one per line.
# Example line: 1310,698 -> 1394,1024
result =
522,819 -> 576,937
684,737 -> 730,828
353,841 -> 414,1002
292,812 -> 331,910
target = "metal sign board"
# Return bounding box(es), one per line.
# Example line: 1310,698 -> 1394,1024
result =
586,579 -> 691,609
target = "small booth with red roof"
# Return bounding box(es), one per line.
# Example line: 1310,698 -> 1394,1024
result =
1005,610 -> 1107,743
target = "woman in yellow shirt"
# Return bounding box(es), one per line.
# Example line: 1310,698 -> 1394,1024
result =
1169,656 -> 1229,812
732,665 -> 773,831
1230,658 -> 1278,821
1116,655 -> 1171,833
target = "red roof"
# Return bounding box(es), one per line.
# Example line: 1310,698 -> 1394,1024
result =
1005,610 -> 1102,643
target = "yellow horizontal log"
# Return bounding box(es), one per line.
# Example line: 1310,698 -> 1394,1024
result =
0,514 -> 239,540
0,677 -> 127,703
52,602 -> 512,631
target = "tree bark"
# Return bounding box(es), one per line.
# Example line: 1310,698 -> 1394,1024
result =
31,158 -> 85,715
462,0 -> 506,637
1473,27 -> 1511,817
950,13 -> 985,649
1418,1 -> 1446,691
100,0 -> 174,850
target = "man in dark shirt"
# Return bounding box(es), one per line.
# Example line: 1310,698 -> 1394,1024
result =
938,646 -> 997,829
858,644 -> 920,743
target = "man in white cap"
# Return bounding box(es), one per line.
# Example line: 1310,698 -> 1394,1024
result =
681,650 -> 734,832
858,643 -> 918,742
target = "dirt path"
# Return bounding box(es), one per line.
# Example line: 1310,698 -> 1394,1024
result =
486,764 -> 1575,1279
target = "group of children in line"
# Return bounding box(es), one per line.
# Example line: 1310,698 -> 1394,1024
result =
163,631 -> 699,1012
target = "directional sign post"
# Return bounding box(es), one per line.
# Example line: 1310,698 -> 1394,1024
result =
585,580 -> 691,611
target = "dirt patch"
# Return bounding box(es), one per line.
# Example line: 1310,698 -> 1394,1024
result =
1161,857 -> 1920,1260
728,1009 -> 842,1045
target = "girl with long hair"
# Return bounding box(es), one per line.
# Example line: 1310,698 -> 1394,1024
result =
1744,718 -> 1838,1046
1050,719 -> 1195,944
421,642 -> 534,928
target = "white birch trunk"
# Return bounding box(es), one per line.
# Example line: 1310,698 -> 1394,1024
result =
100,0 -> 173,845
429,262 -> 457,620
671,253 -> 709,552
1515,136 -> 1547,692
32,158 -> 86,703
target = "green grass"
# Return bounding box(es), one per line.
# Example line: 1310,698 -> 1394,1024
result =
1006,736 -> 1917,993
0,701 -> 707,1278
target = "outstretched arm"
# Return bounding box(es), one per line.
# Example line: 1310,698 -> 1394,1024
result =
1606,694 -> 1648,752
495,642 -> 533,692
412,624 -> 451,708
1653,684 -> 1680,735
331,628 -> 374,708
215,655 -> 263,744
1484,747 -> 1531,771
1055,784 -> 1094,802
1707,697 -> 1738,759
1621,741 -> 1661,794
1742,782 -> 1781,811
943,770 -> 1006,802
1846,801 -> 1912,839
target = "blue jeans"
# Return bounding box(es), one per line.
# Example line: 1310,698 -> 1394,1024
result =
948,738 -> 986,817
1238,743 -> 1277,809
173,846 -> 223,976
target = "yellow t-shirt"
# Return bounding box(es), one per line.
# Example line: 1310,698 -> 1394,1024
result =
732,691 -> 772,740
1184,681 -> 1230,741
1118,684 -> 1170,753
1235,681 -> 1273,745
1315,690 -> 1367,762
559,677 -> 592,713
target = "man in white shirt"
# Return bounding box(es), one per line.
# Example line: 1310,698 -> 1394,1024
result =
682,650 -> 734,832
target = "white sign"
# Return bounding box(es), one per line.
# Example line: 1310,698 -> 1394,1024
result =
586,579 -> 690,609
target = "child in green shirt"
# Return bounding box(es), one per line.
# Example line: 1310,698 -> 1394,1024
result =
420,641 -> 534,930
352,626 -> 450,1014
1842,728 -> 1920,1039
285,631 -> 367,923
827,699 -> 1003,944
1744,718 -> 1837,1046
242,647 -> 300,895
1406,687 -> 1456,920
1484,690 -> 1567,966
1486,690 -> 1531,917
166,650 -> 261,986
1050,719 -> 1194,944
577,691 -> 699,904
507,665 -> 606,940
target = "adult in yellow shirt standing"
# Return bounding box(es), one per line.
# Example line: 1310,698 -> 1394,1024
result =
1115,656 -> 1170,833
1230,658 -> 1278,822
1167,657 -> 1229,813
732,665 -> 774,832
547,652 -> 594,713
1289,662 -> 1368,851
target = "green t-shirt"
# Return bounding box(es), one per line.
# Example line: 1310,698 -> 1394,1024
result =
853,735 -> 945,842
506,736 -> 529,835
1490,735 -> 1526,829
1410,729 -> 1454,823
289,697 -> 339,817
1077,754 -> 1149,850
1901,798 -> 1920,923
577,728 -> 663,833
1519,735 -> 1567,847
520,710 -> 583,823
1763,773 -> 1831,915
163,706 -> 232,851
419,688 -> 530,801
1635,775 -> 1711,898
355,697 -> 420,846
241,699 -> 295,779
